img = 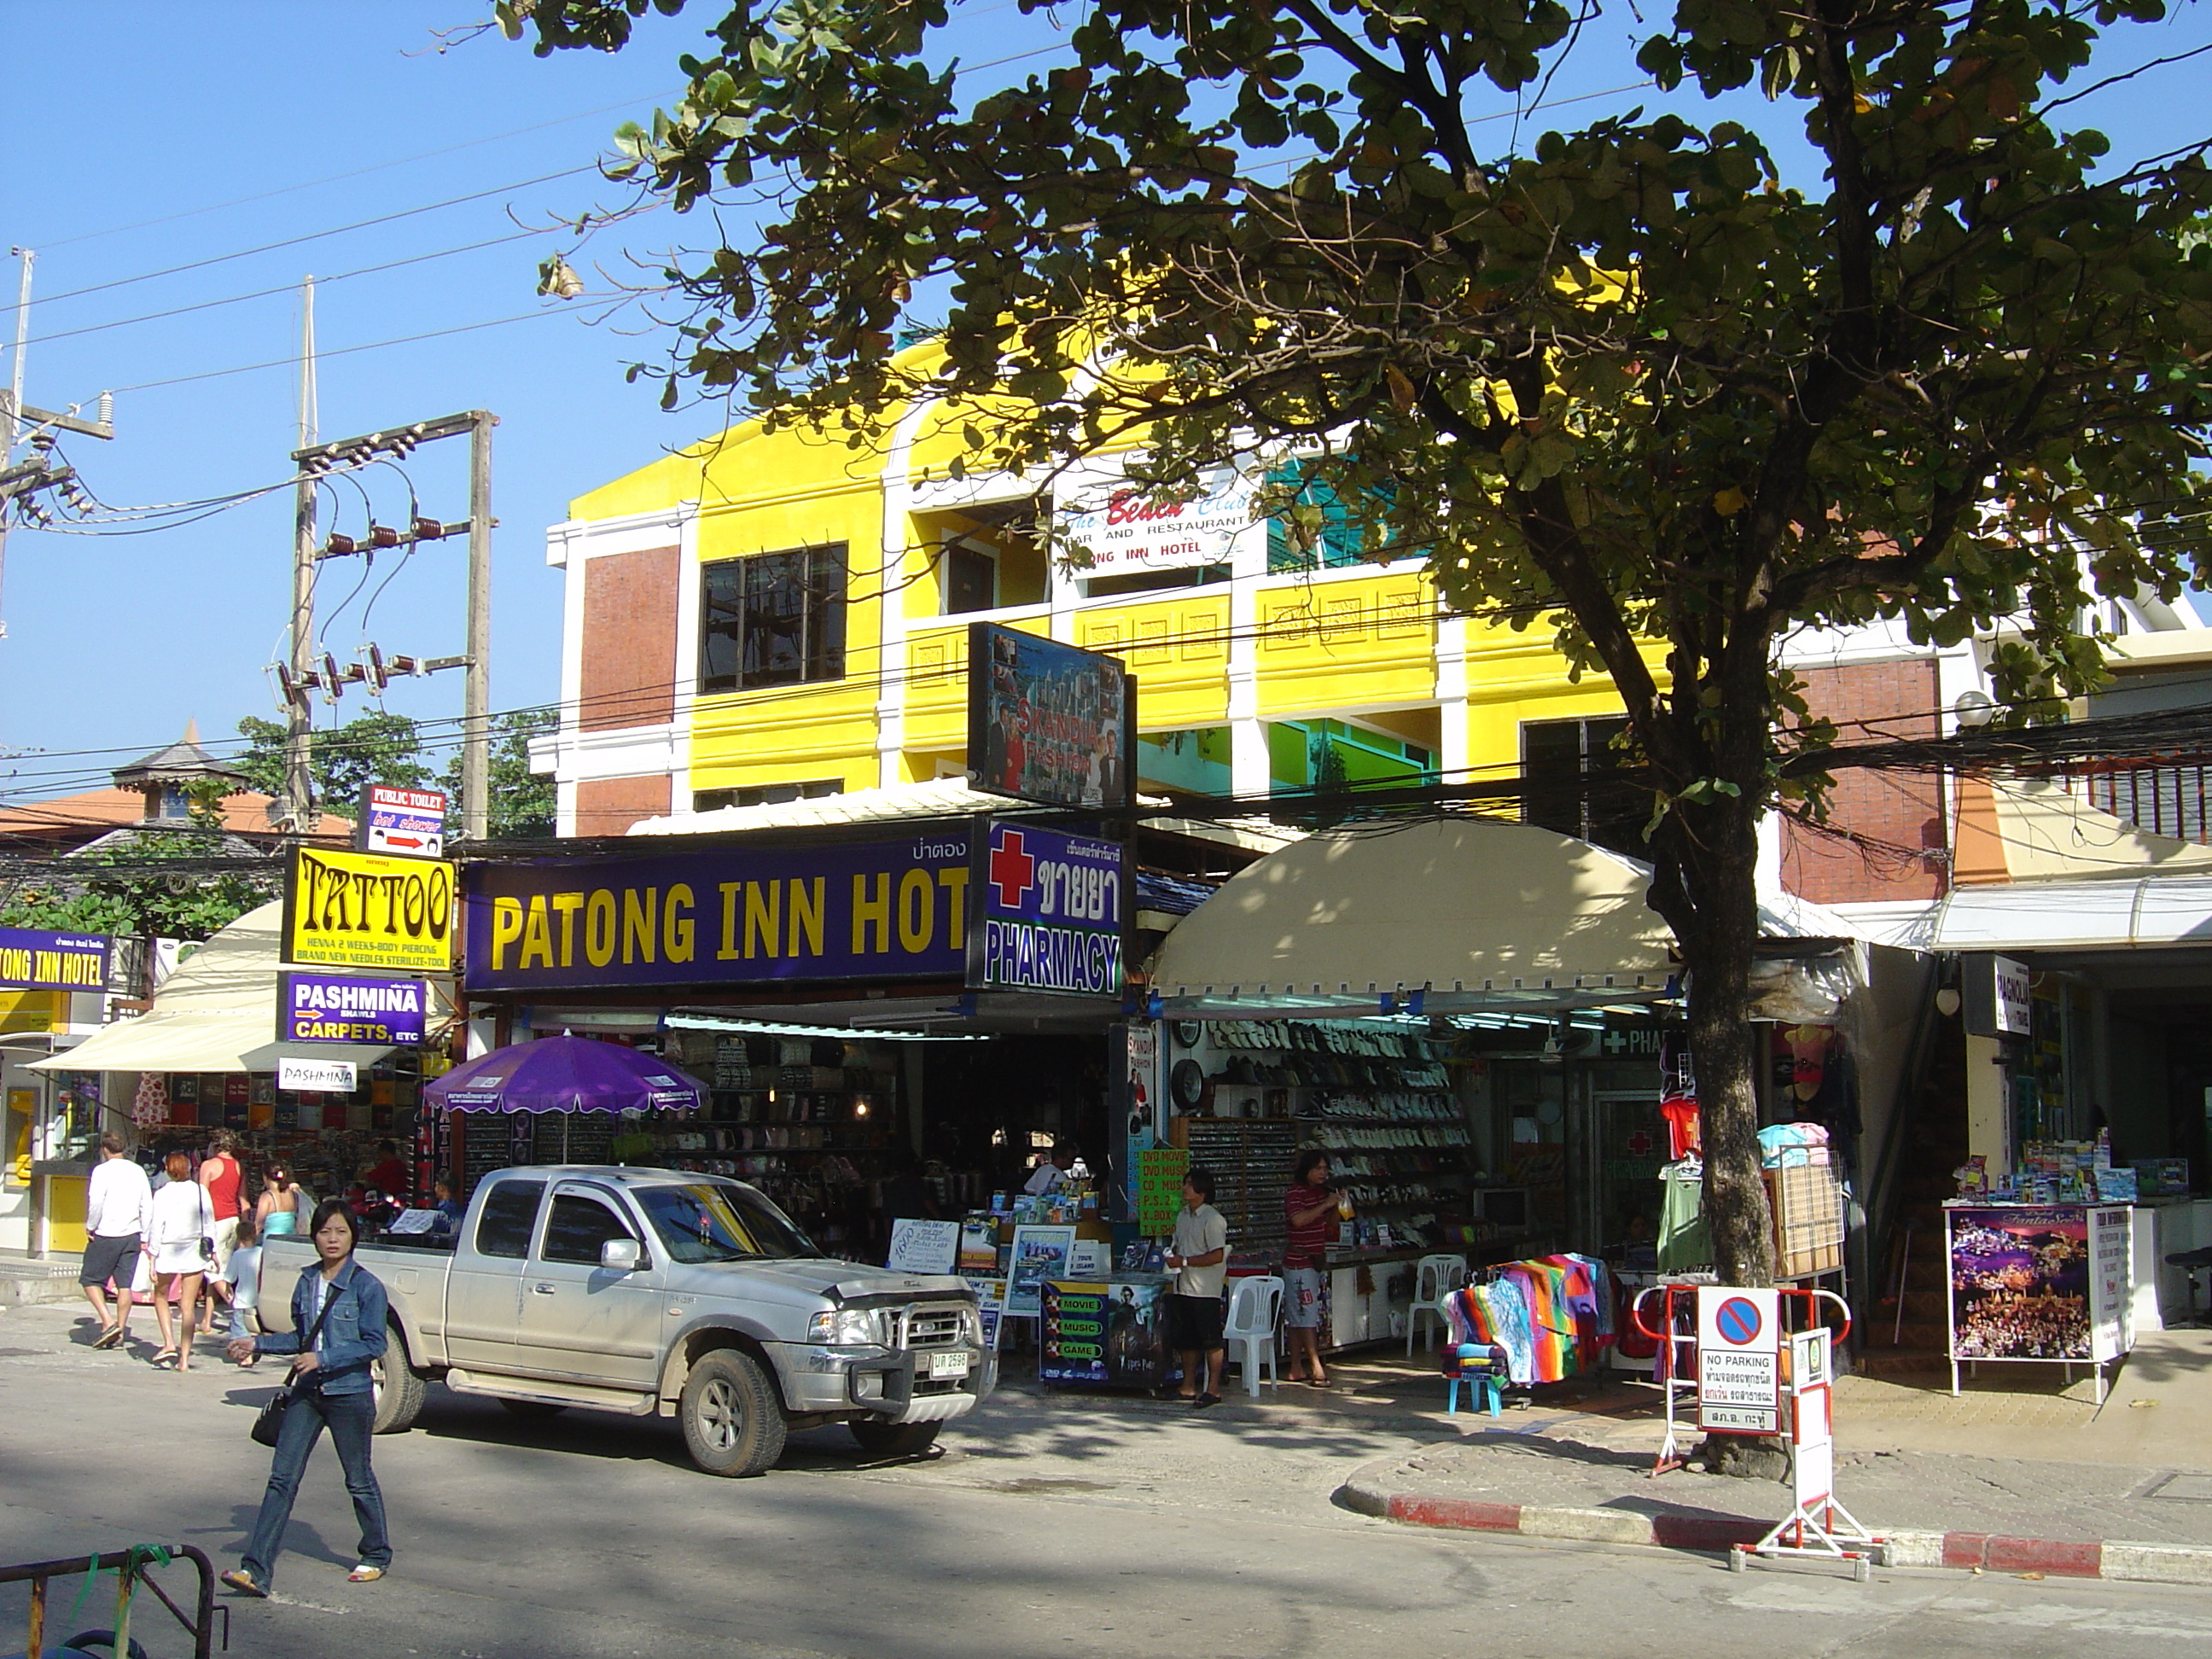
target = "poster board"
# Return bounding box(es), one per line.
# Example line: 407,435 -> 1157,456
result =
1696,1285 -> 1780,1435
1134,1147 -> 1190,1238
1947,1205 -> 2094,1362
964,1276 -> 1010,1349
1006,1224 -> 1077,1318
888,1218 -> 961,1274
958,1212 -> 1001,1272
966,622 -> 1132,808
1039,1278 -> 1174,1389
2090,1203 -> 2134,1361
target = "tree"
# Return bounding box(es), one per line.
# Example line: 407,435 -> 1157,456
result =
443,709 -> 559,841
514,0 -> 2212,1286
0,783 -> 276,942
236,712 -> 434,814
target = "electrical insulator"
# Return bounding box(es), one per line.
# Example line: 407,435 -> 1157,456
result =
325,532 -> 357,557
411,516 -> 445,541
369,523 -> 400,549
364,644 -> 389,694
323,653 -> 346,703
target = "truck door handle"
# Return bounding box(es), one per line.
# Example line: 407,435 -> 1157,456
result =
532,1284 -> 556,1295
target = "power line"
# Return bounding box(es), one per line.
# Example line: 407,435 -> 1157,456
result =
27,166 -> 604,310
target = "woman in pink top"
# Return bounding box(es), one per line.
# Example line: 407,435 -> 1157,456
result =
198,1132 -> 245,1336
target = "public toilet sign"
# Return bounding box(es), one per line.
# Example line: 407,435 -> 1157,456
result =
358,784 -> 448,859
1697,1285 -> 1781,1435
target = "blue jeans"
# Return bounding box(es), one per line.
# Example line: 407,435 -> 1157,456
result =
241,1388 -> 390,1586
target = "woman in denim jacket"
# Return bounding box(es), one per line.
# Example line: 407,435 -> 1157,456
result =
222,1199 -> 394,1595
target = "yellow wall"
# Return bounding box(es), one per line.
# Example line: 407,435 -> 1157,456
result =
566,361 -> 1649,796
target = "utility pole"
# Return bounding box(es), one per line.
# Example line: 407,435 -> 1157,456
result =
288,407 -> 494,841
282,277 -> 319,833
463,410 -> 495,843
0,248 -> 36,640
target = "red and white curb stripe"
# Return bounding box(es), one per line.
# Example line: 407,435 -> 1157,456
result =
1342,1487 -> 2212,1586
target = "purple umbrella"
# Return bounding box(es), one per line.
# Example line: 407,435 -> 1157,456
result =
423,1033 -> 704,1115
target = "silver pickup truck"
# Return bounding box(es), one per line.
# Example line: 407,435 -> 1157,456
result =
260,1165 -> 987,1477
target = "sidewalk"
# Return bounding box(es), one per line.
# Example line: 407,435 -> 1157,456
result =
1338,1326 -> 2212,1584
0,1249 -> 79,1306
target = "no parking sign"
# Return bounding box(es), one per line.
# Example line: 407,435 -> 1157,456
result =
1697,1285 -> 1780,1434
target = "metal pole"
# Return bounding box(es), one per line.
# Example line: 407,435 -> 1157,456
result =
0,247 -> 35,639
462,410 -> 496,841
284,277 -> 319,830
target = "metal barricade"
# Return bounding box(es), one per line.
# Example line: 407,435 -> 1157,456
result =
0,1543 -> 223,1659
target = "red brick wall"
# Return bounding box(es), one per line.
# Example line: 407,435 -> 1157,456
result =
580,546 -> 678,731
1780,658 -> 1947,904
575,775 -> 672,839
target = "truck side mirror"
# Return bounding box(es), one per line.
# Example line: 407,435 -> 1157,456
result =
600,1238 -> 642,1272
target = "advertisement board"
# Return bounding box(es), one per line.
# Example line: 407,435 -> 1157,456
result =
1057,469 -> 1257,576
1039,1278 -> 1175,1389
967,622 -> 1132,809
1005,1224 -> 1077,1318
969,821 -> 1126,997
278,1057 -> 358,1094
282,847 -> 455,975
0,927 -> 109,992
1946,1205 -> 2093,1361
277,973 -> 429,1046
461,833 -> 973,993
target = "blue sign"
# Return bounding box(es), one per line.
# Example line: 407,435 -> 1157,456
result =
278,972 -> 430,1046
969,823 -> 1126,997
462,833 -> 974,993
0,927 -> 109,992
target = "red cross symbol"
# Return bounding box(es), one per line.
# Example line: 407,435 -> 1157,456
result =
988,829 -> 1036,909
1626,1128 -> 1655,1158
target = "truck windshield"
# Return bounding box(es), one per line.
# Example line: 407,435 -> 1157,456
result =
634,1183 -> 821,1263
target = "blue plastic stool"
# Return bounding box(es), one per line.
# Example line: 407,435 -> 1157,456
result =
1445,1346 -> 1502,1417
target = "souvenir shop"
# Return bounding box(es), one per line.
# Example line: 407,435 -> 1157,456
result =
1136,818 -> 1916,1361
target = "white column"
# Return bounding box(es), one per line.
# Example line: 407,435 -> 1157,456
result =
876,399 -> 934,787
1228,509 -> 1267,796
1434,609 -> 1470,781
669,502 -> 701,810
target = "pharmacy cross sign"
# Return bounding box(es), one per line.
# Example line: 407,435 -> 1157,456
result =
988,830 -> 1037,908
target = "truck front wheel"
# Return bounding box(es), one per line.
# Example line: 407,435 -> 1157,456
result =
848,1418 -> 941,1458
370,1319 -> 427,1435
679,1348 -> 787,1477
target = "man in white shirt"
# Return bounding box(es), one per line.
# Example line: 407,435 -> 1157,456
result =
1164,1168 -> 1230,1408
1022,1144 -> 1070,1196
80,1132 -> 152,1349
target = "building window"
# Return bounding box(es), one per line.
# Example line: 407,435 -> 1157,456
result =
692,779 -> 843,812
945,541 -> 998,614
699,544 -> 847,694
1521,716 -> 1643,858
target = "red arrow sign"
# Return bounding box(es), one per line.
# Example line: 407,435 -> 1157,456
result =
383,835 -> 423,849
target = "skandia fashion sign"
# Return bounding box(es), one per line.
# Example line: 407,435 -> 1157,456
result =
282,847 -> 456,974
970,824 -> 1127,997
278,973 -> 430,1046
462,834 -> 975,993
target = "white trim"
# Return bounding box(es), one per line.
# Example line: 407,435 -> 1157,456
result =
1435,612 -> 1470,778
545,505 -> 693,566
539,723 -> 682,786
878,394 -> 939,787
671,504 -> 702,808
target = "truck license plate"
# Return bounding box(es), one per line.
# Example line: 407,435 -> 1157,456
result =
926,1352 -> 970,1380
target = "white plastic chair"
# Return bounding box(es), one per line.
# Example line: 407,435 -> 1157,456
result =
1224,1275 -> 1284,1396
1407,1254 -> 1470,1354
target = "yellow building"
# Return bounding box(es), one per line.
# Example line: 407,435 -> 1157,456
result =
535,373 -> 1644,841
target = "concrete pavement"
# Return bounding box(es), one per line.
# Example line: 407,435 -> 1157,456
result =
7,1299 -> 2212,1658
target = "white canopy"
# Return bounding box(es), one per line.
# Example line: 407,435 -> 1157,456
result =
1149,818 -> 1676,1004
29,900 -> 449,1074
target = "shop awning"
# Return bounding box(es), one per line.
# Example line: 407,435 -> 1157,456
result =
1907,874 -> 2212,952
1147,818 -> 1678,1016
28,899 -> 450,1075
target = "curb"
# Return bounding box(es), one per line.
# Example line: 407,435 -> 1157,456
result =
1339,1481 -> 2212,1586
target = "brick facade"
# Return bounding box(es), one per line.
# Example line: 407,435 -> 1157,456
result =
574,774 -> 672,839
580,545 -> 679,731
1780,658 -> 1947,904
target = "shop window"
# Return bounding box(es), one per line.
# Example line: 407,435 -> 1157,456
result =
1265,463 -> 1397,573
692,779 -> 843,812
914,498 -> 1049,615
474,1179 -> 545,1259
1135,726 -> 1233,797
1267,719 -> 1435,795
1521,715 -> 1644,859
699,544 -> 848,694
539,1192 -> 643,1266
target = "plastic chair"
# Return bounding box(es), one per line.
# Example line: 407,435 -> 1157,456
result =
1445,1344 -> 1503,1417
1407,1254 -> 1470,1354
1224,1274 -> 1284,1396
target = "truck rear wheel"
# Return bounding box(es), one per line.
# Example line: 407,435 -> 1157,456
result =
848,1418 -> 941,1458
370,1319 -> 427,1435
679,1348 -> 786,1477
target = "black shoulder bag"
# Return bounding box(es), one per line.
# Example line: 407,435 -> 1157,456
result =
251,1278 -> 341,1448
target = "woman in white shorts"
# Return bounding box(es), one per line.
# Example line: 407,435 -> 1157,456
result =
146,1151 -> 215,1371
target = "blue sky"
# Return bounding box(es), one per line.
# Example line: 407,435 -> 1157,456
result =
3,1 -> 2209,804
